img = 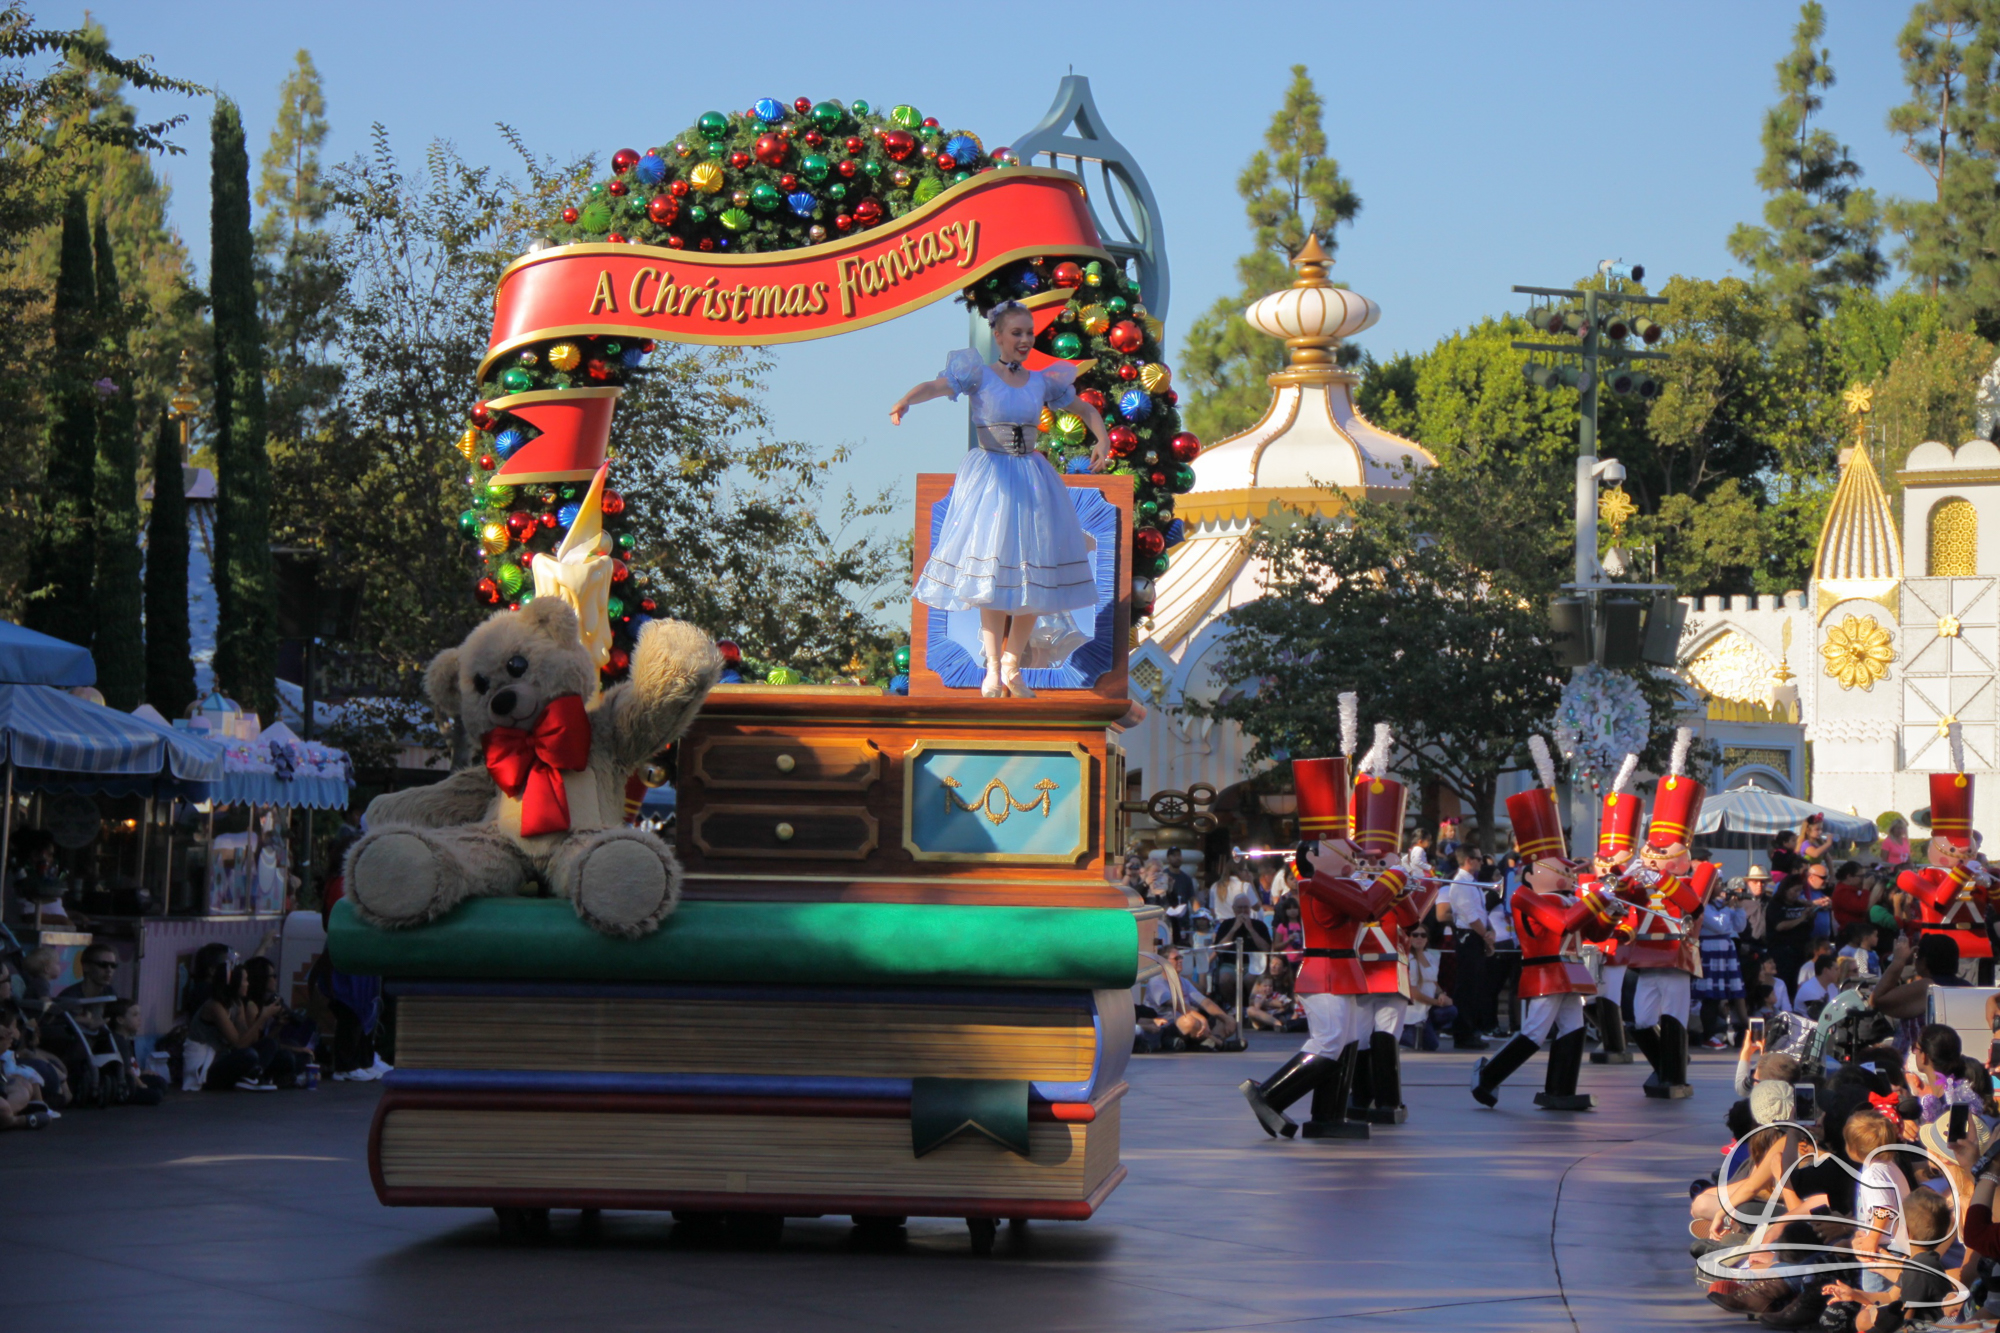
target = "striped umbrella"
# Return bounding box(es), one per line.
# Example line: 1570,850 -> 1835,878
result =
1692,784 -> 1876,844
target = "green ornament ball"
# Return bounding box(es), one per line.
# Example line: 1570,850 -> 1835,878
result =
1105,295 -> 1129,316
893,645 -> 911,671
1146,553 -> 1171,578
500,367 -> 533,393
862,159 -> 883,178
579,201 -> 612,233
589,182 -> 607,196
912,177 -> 942,205
560,486 -> 578,500
1170,463 -> 1197,492
951,171 -> 971,184
750,181 -> 782,212
1137,500 -> 1159,522
811,101 -> 844,130
697,111 -> 730,138
688,205 -> 709,224
851,99 -> 871,117
604,342 -> 621,355
458,508 -> 480,535
617,532 -> 636,550
799,154 -> 830,183
1051,331 -> 1083,359
766,665 -> 803,685
828,182 -> 847,201
518,588 -> 536,604
606,596 -> 626,620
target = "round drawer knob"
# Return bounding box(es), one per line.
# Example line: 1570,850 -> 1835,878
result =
775,753 -> 797,773
775,822 -> 795,842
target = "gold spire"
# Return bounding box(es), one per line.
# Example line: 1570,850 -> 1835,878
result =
1812,436 -> 1902,623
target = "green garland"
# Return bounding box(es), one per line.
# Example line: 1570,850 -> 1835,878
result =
457,96 -> 1193,674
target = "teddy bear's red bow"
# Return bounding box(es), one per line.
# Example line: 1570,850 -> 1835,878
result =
485,694 -> 593,837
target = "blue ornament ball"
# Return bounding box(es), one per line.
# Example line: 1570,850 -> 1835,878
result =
494,428 -> 525,459
888,672 -> 910,696
753,97 -> 786,124
1015,268 -> 1042,293
634,152 -> 667,184
944,134 -> 981,168
787,191 -> 818,218
1164,518 -> 1186,548
1118,388 -> 1153,421
557,502 -> 581,529
1065,454 -> 1094,474
621,347 -> 645,368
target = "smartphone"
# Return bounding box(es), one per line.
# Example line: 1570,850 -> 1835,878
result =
1748,1017 -> 1766,1045
1952,1103 -> 1971,1144
1793,1082 -> 1817,1118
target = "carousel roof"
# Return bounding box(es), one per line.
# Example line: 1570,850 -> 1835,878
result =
1812,438 -> 1902,621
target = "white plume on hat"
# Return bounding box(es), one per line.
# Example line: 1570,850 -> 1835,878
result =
1338,692 -> 1359,759
1358,722 -> 1392,779
1611,753 -> 1640,795
1669,726 -> 1693,779
1949,719 -> 1967,775
1528,734 -> 1557,791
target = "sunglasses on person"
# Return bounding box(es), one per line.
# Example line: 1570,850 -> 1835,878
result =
85,958 -> 117,970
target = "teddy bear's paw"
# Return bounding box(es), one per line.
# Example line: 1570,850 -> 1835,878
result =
571,835 -> 679,939
348,830 -> 453,927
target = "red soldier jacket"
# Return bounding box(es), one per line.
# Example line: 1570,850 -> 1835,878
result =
1617,865 -> 1712,975
1296,866 -> 1400,996
1512,886 -> 1616,999
1899,863 -> 1992,960
1356,884 -> 1439,999
1578,872 -> 1627,968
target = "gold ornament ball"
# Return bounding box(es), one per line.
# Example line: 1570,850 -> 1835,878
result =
517,350 -> 538,367
1139,363 -> 1172,393
1084,270 -> 1101,287
689,162 -> 725,194
1142,314 -> 1165,340
731,190 -> 750,208
456,427 -> 480,460
1037,406 -> 1056,434
1080,305 -> 1110,335
548,343 -> 581,372
478,521 -> 509,556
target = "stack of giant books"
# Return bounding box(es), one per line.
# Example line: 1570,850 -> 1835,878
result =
330,896 -> 1136,1224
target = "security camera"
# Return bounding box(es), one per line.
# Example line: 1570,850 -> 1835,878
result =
1593,458 -> 1627,484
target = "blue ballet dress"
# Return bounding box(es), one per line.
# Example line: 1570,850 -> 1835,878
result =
913,348 -> 1097,621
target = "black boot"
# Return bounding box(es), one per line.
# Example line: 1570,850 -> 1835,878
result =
1651,1014 -> 1694,1099
1301,1044 -> 1370,1139
1240,1052 -> 1320,1139
1364,1031 -> 1406,1124
1631,1021 -> 1663,1083
1534,1026 -> 1594,1111
1589,995 -> 1633,1064
1470,1034 -> 1540,1107
1346,1033 -> 1376,1121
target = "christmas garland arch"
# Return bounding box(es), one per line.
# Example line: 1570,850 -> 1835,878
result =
454,95 -> 1196,680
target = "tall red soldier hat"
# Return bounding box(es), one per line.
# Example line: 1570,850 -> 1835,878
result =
1647,727 -> 1706,851
1509,734 -> 1574,866
1292,757 -> 1350,841
1931,721 -> 1975,849
1350,719 -> 1406,862
1600,753 -> 1643,861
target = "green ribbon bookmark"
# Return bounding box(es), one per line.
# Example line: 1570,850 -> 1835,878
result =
910,1077 -> 1031,1159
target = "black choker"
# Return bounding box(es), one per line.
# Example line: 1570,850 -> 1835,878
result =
998,359 -> 1023,372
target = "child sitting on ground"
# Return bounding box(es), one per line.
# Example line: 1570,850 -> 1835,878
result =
1825,1186 -> 1959,1330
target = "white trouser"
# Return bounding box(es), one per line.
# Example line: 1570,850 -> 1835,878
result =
1520,992 -> 1586,1045
1300,993 -> 1369,1056
1632,969 -> 1691,1028
1368,995 -> 1403,1034
1598,964 -> 1627,1003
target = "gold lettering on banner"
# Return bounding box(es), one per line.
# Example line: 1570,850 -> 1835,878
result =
628,267 -> 658,315
588,269 -> 617,314
833,219 -> 981,317
941,776 -> 1060,826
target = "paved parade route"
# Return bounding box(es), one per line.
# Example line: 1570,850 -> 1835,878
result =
1,1036 -> 1731,1333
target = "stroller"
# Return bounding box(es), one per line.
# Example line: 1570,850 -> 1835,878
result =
1762,985 -> 1890,1077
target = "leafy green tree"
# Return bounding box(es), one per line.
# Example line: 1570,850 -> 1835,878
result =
1886,1 -> 1986,296
1729,2 -> 1886,327
1179,65 -> 1359,444
21,191 -> 95,645
89,210 -> 143,707
1181,507 -> 1565,852
209,96 -> 276,717
255,49 -> 341,447
143,408 -> 194,717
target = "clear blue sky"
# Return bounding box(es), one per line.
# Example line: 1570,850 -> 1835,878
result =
77,0 -> 1926,528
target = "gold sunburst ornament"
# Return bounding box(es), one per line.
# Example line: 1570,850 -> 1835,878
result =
1598,485 -> 1637,536
1842,383 -> 1874,418
1821,615 -> 1894,690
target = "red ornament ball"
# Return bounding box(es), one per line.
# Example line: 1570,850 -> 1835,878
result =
780,173 -> 798,191
668,236 -> 685,250
640,599 -> 657,614
803,130 -> 824,149
669,179 -> 690,199
922,116 -> 940,128
561,206 -> 579,224
698,237 -> 715,251
934,153 -> 956,172
1149,470 -> 1169,488
727,150 -> 752,170
477,454 -> 495,471
1118,363 -> 1140,381
505,511 -> 536,542
476,577 -> 500,604
834,213 -> 853,232
844,135 -> 865,155
1134,528 -> 1167,558
1078,388 -> 1106,410
585,358 -> 612,381
882,130 -> 917,162
854,198 -> 883,225
1107,320 -> 1145,353
754,134 -> 787,167
1164,389 -> 1179,405
601,490 -> 625,515
539,512 -> 558,528
607,179 -> 628,197
607,648 -> 631,673
1170,432 -> 1201,462
793,96 -> 813,115
1052,262 -> 1083,289
717,638 -> 741,662
639,341 -> 655,353
611,148 -> 640,175
1107,425 -> 1139,456
837,159 -> 858,179
606,232 -> 625,244
647,195 -> 678,225
611,558 -> 630,583
469,403 -> 492,428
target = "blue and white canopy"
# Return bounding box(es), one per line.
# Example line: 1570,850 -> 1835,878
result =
0,684 -> 224,794
1692,784 -> 1876,844
0,622 -> 94,688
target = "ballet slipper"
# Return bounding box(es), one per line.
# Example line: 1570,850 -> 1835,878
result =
981,660 -> 1004,699
1000,652 -> 1035,699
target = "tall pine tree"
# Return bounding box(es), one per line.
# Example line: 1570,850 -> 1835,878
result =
142,408 -> 194,717
1729,2 -> 1886,327
255,51 -> 340,458
209,97 -> 276,717
1178,66 -> 1360,444
22,192 -> 97,646
1938,14 -> 2000,337
1885,1 -> 1983,297
89,211 -> 143,707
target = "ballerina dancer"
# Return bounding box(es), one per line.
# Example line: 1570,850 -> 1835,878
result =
891,300 -> 1111,698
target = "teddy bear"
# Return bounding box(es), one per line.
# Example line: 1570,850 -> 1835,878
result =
342,598 -> 723,938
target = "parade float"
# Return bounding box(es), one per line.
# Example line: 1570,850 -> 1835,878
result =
327,79 -> 1174,1252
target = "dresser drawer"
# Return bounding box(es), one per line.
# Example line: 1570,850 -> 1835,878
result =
689,805 -> 880,860
689,737 -> 882,792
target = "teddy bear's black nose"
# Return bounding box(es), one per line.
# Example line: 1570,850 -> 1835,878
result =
490,688 -> 518,717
